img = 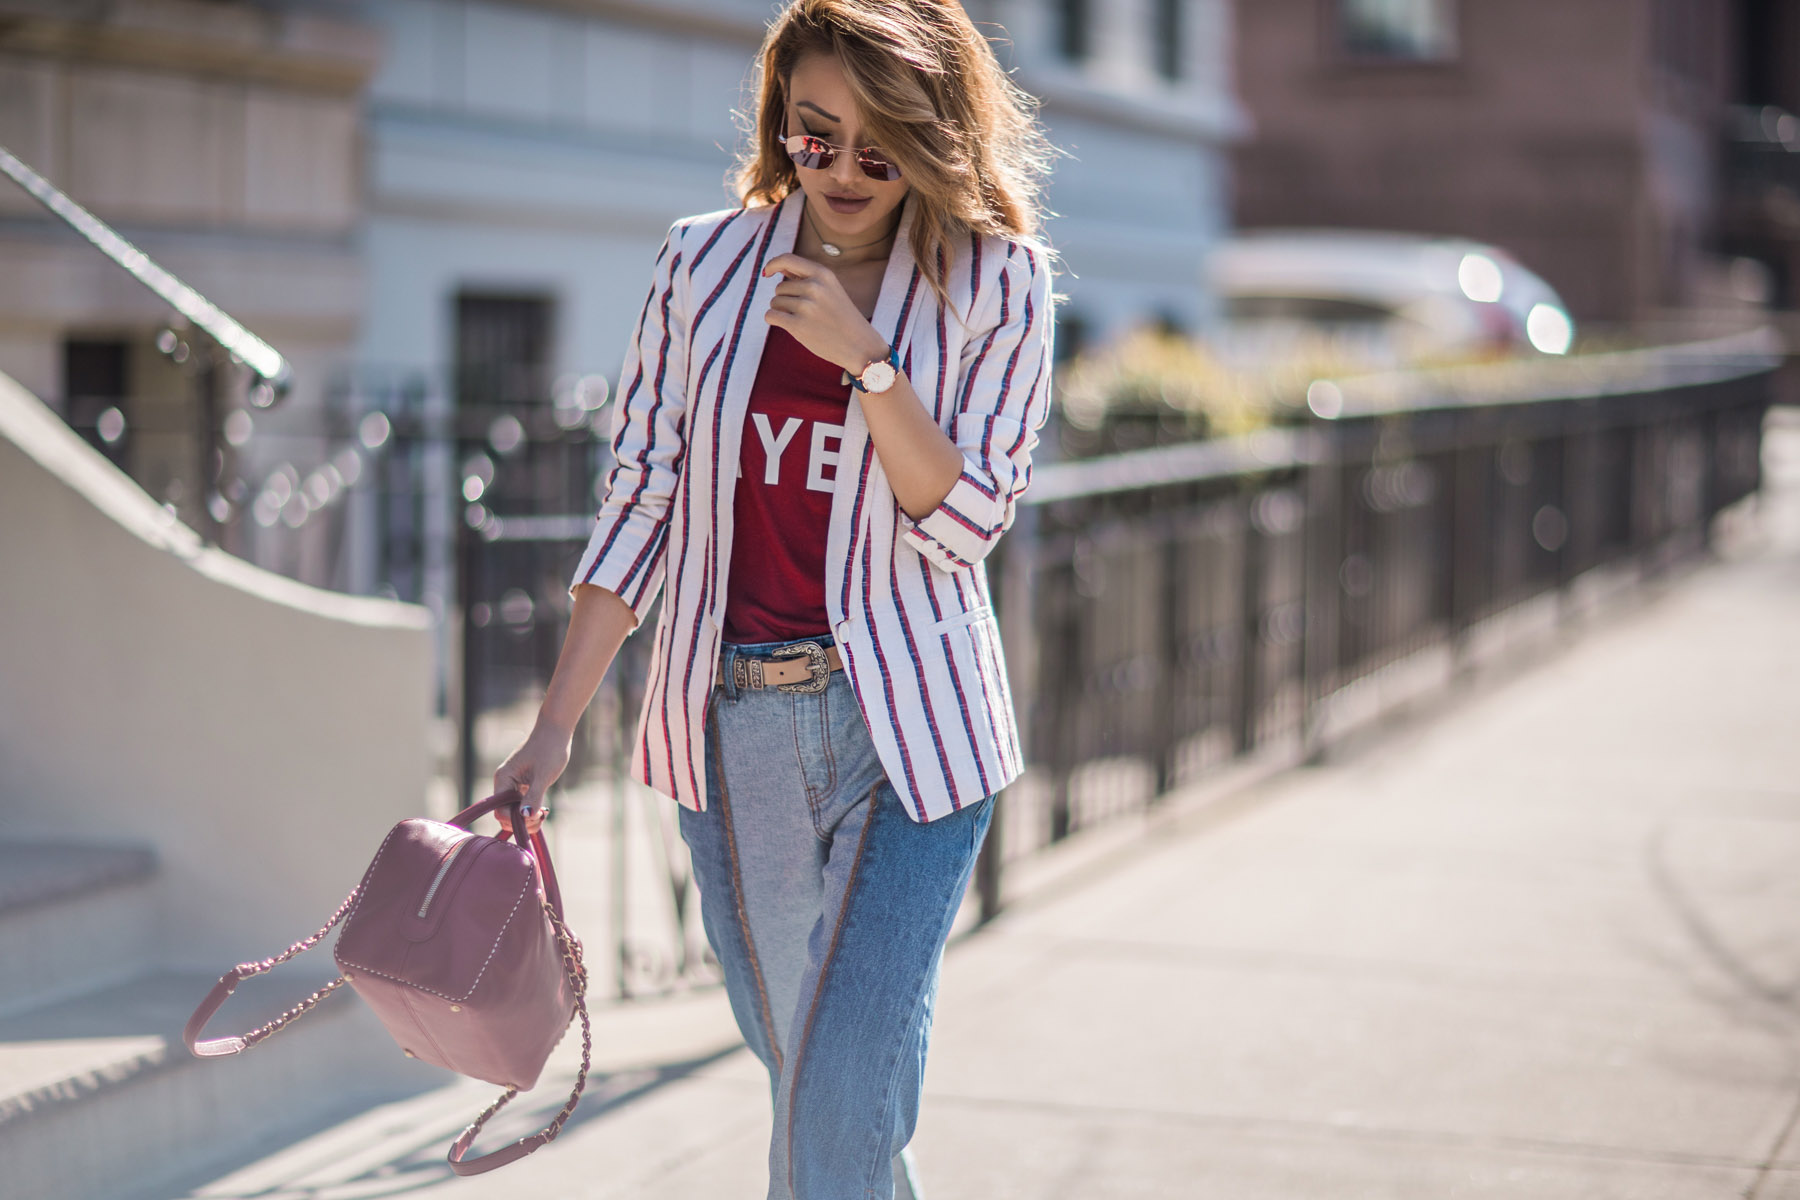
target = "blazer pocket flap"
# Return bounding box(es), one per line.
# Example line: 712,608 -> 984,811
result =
930,605 -> 995,635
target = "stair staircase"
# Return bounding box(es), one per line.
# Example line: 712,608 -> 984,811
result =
0,840 -> 443,1200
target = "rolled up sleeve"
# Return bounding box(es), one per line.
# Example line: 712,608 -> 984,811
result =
569,223 -> 690,625
900,240 -> 1054,572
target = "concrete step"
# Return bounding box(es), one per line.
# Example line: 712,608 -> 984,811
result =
0,968 -> 441,1200
0,841 -> 158,1019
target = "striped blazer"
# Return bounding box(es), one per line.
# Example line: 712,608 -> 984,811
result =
570,188 -> 1055,823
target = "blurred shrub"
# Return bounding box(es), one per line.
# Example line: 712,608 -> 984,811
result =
1054,325 -> 1538,459
1055,327 -> 1368,457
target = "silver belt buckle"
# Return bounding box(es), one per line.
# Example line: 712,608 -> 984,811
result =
772,641 -> 830,694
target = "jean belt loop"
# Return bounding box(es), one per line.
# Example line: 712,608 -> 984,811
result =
719,644 -> 738,701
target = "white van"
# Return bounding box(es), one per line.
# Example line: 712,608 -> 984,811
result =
1207,229 -> 1576,368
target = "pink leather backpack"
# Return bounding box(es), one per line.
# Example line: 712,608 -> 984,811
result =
184,791 -> 590,1175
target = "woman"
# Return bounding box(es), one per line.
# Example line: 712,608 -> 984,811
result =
496,1 -> 1055,1195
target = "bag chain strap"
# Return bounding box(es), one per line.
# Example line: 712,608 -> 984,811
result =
450,897 -> 593,1167
188,831 -> 593,1174
231,885 -> 360,1047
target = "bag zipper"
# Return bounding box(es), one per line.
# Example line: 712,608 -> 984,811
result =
418,837 -> 472,919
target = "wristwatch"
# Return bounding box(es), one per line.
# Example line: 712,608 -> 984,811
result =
847,345 -> 900,395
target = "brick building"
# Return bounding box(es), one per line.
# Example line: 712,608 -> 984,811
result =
1231,0 -> 1800,329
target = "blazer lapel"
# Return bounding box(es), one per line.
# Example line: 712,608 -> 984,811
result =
711,192 -> 802,511
705,192 -> 802,624
827,191 -> 922,619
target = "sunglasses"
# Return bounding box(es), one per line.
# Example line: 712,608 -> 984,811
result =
781,123 -> 903,182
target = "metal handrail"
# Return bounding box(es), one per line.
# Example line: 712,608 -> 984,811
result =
976,343 -> 1778,925
0,143 -> 291,401
1314,327 -> 1784,419
1023,328 -> 1783,503
1025,427 -> 1315,504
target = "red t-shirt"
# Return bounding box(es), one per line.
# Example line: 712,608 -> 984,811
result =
722,325 -> 850,643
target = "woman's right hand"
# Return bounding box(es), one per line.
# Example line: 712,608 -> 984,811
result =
489,585 -> 638,840
493,720 -> 573,839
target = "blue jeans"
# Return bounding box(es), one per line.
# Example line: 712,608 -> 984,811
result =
679,635 -> 995,1200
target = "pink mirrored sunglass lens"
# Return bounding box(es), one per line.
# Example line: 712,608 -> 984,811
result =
783,134 -> 901,182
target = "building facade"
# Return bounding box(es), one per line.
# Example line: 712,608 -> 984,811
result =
0,0 -> 1239,608
353,0 -> 1239,390
338,0 -> 1241,717
0,0 -> 379,538
1230,0 -> 1799,328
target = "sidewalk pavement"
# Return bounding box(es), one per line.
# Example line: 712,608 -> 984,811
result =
184,416 -> 1800,1200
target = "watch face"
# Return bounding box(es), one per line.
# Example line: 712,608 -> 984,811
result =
860,359 -> 897,394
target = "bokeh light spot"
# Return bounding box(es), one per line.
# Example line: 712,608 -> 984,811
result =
1458,253 -> 1504,304
97,406 -> 127,444
359,411 -> 392,450
223,409 -> 253,447
1306,380 -> 1343,419
1527,304 -> 1573,354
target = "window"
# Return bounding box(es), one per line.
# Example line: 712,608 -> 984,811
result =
62,338 -> 132,469
1057,0 -> 1091,62
1153,0 -> 1183,80
454,294 -> 554,410
1340,0 -> 1456,61
1651,0 -> 1708,86
1224,295 -> 1396,324
1054,310 -> 1089,364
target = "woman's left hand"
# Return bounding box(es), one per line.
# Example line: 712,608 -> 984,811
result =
763,254 -> 889,375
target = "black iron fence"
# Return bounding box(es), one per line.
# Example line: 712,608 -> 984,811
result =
978,331 -> 1776,917
423,329 -> 1778,991
12,137 -> 1778,999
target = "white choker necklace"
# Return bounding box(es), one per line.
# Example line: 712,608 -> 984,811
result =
806,206 -> 889,258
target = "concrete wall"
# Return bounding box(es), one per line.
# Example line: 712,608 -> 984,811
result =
0,370 -> 433,969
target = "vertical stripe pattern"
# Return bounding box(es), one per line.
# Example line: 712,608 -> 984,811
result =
570,192 -> 1055,822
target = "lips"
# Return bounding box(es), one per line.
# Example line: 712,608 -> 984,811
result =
825,193 -> 872,214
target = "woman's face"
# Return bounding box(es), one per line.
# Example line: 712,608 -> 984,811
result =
783,52 -> 910,246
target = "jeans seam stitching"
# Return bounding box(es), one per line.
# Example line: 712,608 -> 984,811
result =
786,782 -> 879,1200
794,692 -> 818,805
796,697 -> 834,841
814,690 -> 837,841
711,713 -> 784,1077
861,801 -> 986,1198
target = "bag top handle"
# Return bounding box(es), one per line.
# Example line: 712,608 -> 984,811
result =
448,790 -> 564,921
449,789 -> 527,843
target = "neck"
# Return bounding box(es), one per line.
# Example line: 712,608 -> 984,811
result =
802,198 -> 901,266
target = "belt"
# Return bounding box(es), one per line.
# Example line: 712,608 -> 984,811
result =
717,640 -> 844,694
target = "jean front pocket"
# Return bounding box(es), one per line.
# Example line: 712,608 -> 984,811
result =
794,687 -> 838,831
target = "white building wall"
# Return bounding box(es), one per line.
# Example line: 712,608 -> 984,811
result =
984,0 -> 1241,340
357,0 -> 1241,379
358,0 -> 758,380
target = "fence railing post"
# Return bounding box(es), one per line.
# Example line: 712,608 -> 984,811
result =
1233,488 -> 1263,756
1300,425 -> 1341,760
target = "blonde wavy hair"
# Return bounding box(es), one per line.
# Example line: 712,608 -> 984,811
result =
735,0 -> 1057,310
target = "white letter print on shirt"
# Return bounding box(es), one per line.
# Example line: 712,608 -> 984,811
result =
751,413 -> 803,485
808,421 -> 843,493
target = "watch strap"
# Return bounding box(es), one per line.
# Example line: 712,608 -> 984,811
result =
847,345 -> 900,393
